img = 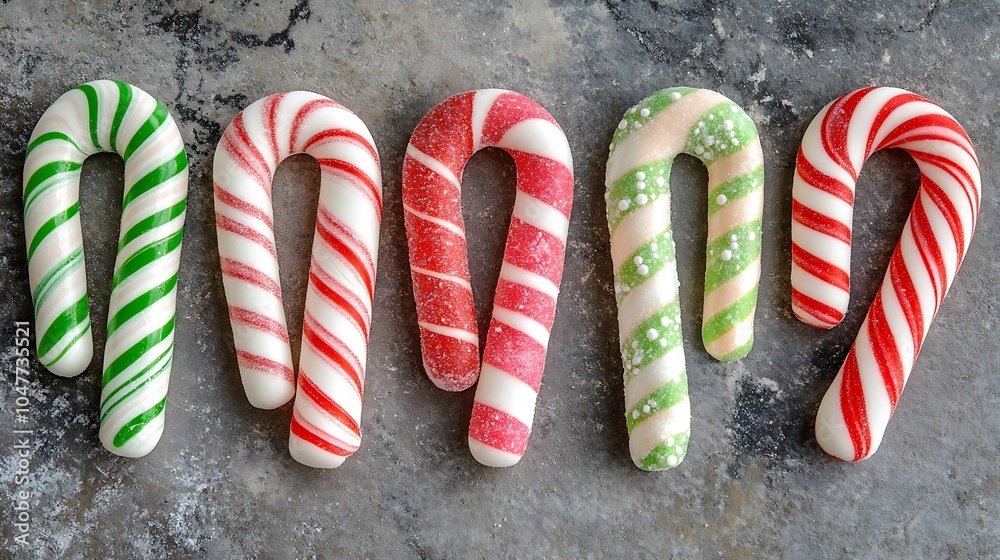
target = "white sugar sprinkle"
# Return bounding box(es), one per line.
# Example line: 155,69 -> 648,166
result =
656,177 -> 665,187
635,193 -> 648,205
731,138 -> 739,145
695,145 -> 705,154
730,234 -> 738,241
748,231 -> 757,240
721,249 -> 733,261
646,328 -> 658,340
640,108 -> 650,117
618,199 -> 630,211
667,437 -> 675,446
667,455 -> 677,466
636,181 -> 646,190
716,194 -> 727,205
642,404 -> 651,414
650,242 -> 658,250
633,410 -> 640,419
633,256 -> 644,265
730,241 -> 739,250
723,119 -> 734,131
637,264 -> 649,276
659,339 -> 668,347
632,340 -> 639,349
660,316 -> 670,326
670,92 -> 681,100
636,171 -> 646,180
618,120 -> 627,130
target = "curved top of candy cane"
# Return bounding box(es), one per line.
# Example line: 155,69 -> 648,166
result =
402,89 -> 574,393
792,86 -> 981,329
23,79 -> 188,378
214,91 -> 382,410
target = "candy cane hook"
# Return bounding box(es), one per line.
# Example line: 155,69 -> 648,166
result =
791,86 -> 981,461
606,88 -> 764,470
214,92 -> 382,468
402,89 -> 574,467
23,80 -> 188,457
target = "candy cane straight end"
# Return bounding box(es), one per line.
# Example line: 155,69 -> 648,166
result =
24,80 -> 188,458
404,89 -> 574,466
607,87 -> 763,471
793,86 -> 981,462
216,91 -> 381,468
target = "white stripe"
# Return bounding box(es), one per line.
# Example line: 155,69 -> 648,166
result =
469,438 -> 522,467
624,346 -> 685,410
495,118 -> 573,171
617,265 -> 678,346
791,221 -> 851,279
411,266 -> 472,291
853,325 -> 892,455
792,175 -> 855,230
471,89 -> 505,151
403,203 -> 465,238
847,88 -> 902,171
799,104 -> 858,189
405,143 -> 461,190
492,306 -> 550,347
475,363 -> 538,427
418,321 -> 479,345
499,262 -> 559,299
877,280 -> 915,377
814,377 -> 854,461
628,398 -> 691,463
791,261 -> 849,316
512,192 -> 569,243
706,138 -> 763,189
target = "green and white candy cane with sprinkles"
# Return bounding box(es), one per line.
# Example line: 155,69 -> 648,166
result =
606,88 -> 764,471
22,80 -> 188,458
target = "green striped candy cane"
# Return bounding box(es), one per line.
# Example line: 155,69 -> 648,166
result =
606,88 -> 764,470
23,80 -> 188,458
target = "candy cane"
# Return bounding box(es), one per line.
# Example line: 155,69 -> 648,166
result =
214,92 -> 381,468
606,88 -> 764,470
792,86 -> 981,461
22,80 -> 188,457
402,89 -> 573,467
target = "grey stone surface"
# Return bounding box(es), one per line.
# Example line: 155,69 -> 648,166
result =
1,0 -> 998,557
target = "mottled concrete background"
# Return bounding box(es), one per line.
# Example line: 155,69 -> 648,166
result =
1,1 -> 998,558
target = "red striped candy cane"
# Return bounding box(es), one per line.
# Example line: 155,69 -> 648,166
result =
215,92 -> 381,468
402,89 -> 574,467
791,87 -> 980,461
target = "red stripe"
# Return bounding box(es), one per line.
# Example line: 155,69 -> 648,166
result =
866,292 -> 905,409
290,411 -> 355,457
298,371 -> 360,436
302,312 -> 363,398
502,218 -> 566,286
909,199 -> 945,307
820,88 -> 872,180
865,92 -> 924,157
236,350 -> 293,382
214,183 -> 274,230
225,113 -> 274,194
310,257 -> 370,337
791,288 -> 844,328
482,318 -> 547,391
317,157 -> 383,217
263,92 -> 285,165
289,98 -> 346,150
794,151 -> 855,205
838,350 -> 870,462
416,327 -> 479,391
215,212 -> 277,258
304,128 -> 379,164
468,401 -> 530,456
791,243 -> 850,292
792,199 -> 852,245
918,177 -> 965,272
220,258 -> 282,300
910,149 -> 980,223
315,207 -> 374,300
888,250 -> 925,356
228,306 -> 289,343
479,91 -> 558,146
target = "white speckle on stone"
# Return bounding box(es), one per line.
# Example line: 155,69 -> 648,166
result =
633,256 -> 643,265
721,249 -> 733,261
618,120 -> 627,130
670,92 -> 681,100
618,199 -> 630,211
637,264 -> 649,276
716,194 -> 727,205
646,328 -> 658,340
640,107 -> 650,117
635,193 -> 648,205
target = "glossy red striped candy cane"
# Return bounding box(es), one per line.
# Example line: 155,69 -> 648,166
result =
402,89 -> 573,467
791,87 -> 980,461
215,92 -> 381,468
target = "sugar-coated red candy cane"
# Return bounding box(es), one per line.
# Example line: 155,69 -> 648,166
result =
215,92 -> 381,468
792,87 -> 980,461
402,89 -> 574,467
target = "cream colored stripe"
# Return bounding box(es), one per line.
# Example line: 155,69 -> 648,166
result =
476,363 -> 538,427
471,89 -> 505,151
610,195 -> 670,269
623,346 -> 685,410
499,262 -> 559,299
703,258 -> 760,317
513,192 -> 569,243
707,190 -> 763,242
704,315 -> 754,357
706,138 -> 763,189
493,306 -> 550,347
495,118 -> 573,171
617,265 -> 677,346
628,398 -> 691,462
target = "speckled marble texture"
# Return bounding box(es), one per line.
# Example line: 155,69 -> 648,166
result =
1,1 -> 998,558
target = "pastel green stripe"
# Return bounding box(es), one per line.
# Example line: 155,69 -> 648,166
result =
122,150 -> 187,209
103,317 -> 175,385
607,159 -> 672,232
107,274 -> 178,337
682,102 -> 759,164
75,83 -> 103,151
112,397 -> 166,448
639,431 -> 690,471
111,229 -> 183,290
625,375 -> 688,432
610,87 -> 695,149
26,131 -> 83,157
621,299 -> 683,379
46,320 -> 91,366
37,294 -> 89,359
702,288 -> 759,344
23,161 -> 82,214
33,248 -> 84,314
123,102 -> 169,162
716,339 -> 754,363
101,347 -> 171,418
707,165 -> 764,215
119,198 -> 187,251
614,229 -> 676,303
109,81 -> 133,153
705,219 -> 762,292
27,202 -> 79,261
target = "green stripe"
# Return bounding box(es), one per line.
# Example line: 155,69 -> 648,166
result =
614,229 -> 676,302
683,101 -> 759,165
705,219 -> 762,292
23,161 -> 82,214
119,198 -> 187,251
112,397 -> 166,448
622,299 -> 683,381
26,131 -> 83,157
625,376 -> 688,432
639,430 -> 690,471
74,83 -> 103,151
27,202 -> 79,261
107,274 -> 178,337
111,229 -> 183,290
707,166 -> 764,215
122,151 -> 187,209
123,102 -> 169,162
33,248 -> 84,313
103,317 -> 175,385
37,294 -> 89,359
101,347 -> 171,418
716,339 -> 754,363
110,81 -> 133,153
46,320 -> 91,366
610,87 -> 695,149
607,159 -> 673,232
702,287 -> 759,344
